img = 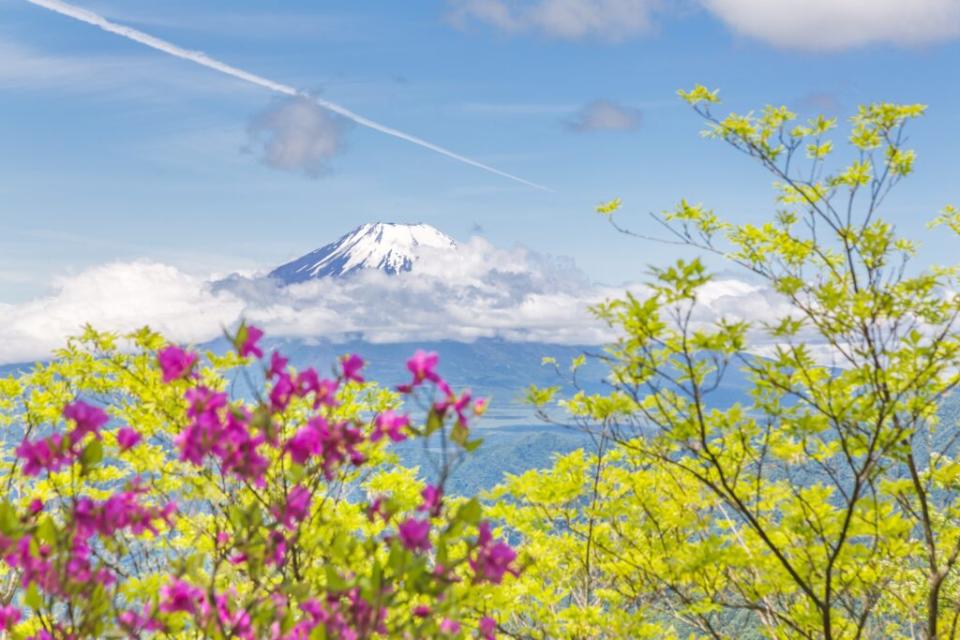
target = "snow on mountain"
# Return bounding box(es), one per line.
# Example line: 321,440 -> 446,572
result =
269,222 -> 457,284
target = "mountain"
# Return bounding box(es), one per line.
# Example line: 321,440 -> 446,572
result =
269,222 -> 457,284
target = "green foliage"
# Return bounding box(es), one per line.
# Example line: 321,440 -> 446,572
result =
504,89 -> 960,639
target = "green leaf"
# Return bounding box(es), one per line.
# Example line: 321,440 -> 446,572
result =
451,421 -> 469,448
0,501 -> 18,537
570,354 -> 586,372
80,438 -> 104,472
36,515 -> 57,546
425,408 -> 443,436
25,581 -> 42,610
455,498 -> 482,526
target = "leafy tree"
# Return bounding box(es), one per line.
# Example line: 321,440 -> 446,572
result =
504,88 -> 960,639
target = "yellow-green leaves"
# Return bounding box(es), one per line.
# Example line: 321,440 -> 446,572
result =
678,84 -> 720,106
524,384 -> 559,408
830,159 -> 873,188
498,88 -> 960,639
664,199 -> 731,241
806,139 -> 834,159
930,205 -> 960,236
649,258 -> 711,303
595,197 -> 622,215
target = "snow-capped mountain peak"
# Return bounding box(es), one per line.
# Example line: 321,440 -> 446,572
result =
269,222 -> 457,284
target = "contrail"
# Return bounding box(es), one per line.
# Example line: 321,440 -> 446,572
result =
24,0 -> 551,191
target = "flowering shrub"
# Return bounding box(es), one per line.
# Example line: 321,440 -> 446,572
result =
0,325 -> 518,638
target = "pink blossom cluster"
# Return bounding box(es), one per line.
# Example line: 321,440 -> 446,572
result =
0,478 -> 174,621
285,416 -> 366,479
470,521 -> 520,585
73,484 -> 176,540
6,324 -> 516,639
16,400 -> 109,476
173,384 -> 270,484
397,349 -> 488,429
156,579 -> 254,638
288,589 -> 388,640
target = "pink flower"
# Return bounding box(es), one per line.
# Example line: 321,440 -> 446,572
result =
73,488 -> 176,540
5,537 -> 53,593
28,499 -> 43,515
340,354 -> 365,383
371,410 -> 410,443
367,496 -> 388,523
117,608 -> 162,634
157,345 -> 197,383
439,618 -> 461,634
417,485 -> 443,518
269,351 -> 288,377
294,368 -> 318,394
470,522 -> 519,584
176,387 -> 227,465
474,397 -> 489,416
407,350 -> 439,385
16,435 -> 70,476
64,400 -> 108,443
159,578 -> 204,614
295,369 -> 339,408
237,324 -> 264,359
116,427 -> 141,452
278,485 -> 312,530
479,616 -> 497,639
436,391 -> 474,428
285,424 -> 321,466
266,530 -> 287,566
270,372 -> 296,412
287,417 -> 365,479
217,410 -> 269,485
413,605 -> 431,618
397,518 -> 431,553
398,350 -> 453,397
0,605 -> 20,630
117,610 -> 144,632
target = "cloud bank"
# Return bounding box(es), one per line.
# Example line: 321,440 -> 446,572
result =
448,0 -> 960,49
0,262 -> 244,364
0,237 -> 795,365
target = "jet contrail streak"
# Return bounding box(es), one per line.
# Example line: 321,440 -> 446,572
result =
24,0 -> 551,191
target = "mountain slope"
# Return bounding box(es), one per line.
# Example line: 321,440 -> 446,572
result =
269,222 -> 457,284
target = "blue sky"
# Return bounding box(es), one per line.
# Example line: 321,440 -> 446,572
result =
1,0 -> 959,307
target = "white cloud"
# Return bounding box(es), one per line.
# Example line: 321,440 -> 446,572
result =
0,237 -> 797,365
447,0 -> 661,42
447,0 -> 960,49
567,100 -> 641,132
247,97 -> 350,177
0,262 -> 244,364
703,0 -> 960,50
